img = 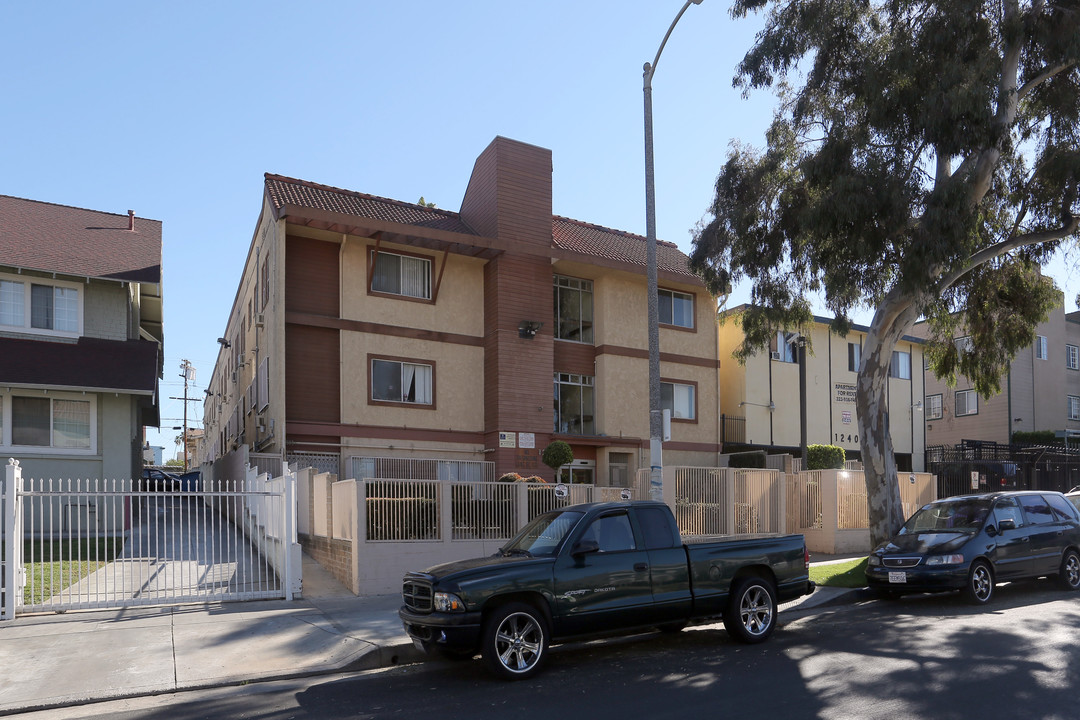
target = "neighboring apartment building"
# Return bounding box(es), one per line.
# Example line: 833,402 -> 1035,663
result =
719,307 -> 926,471
913,295 -> 1080,446
201,136 -> 722,486
0,196 -> 163,482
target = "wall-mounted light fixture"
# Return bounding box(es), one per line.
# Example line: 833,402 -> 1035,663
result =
911,400 -> 923,411
217,337 -> 231,348
739,400 -> 776,411
518,320 -> 543,339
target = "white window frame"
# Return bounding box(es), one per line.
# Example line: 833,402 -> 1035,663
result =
1069,395 -> 1080,421
1036,335 -> 1048,360
926,394 -> 943,420
553,275 -> 594,344
1067,344 -> 1079,370
0,272 -> 83,339
661,381 -> 696,420
0,390 -> 97,455
658,288 -> 694,329
371,358 -> 433,405
955,389 -> 978,417
890,350 -> 911,379
954,336 -> 974,354
848,342 -> 861,373
370,250 -> 432,300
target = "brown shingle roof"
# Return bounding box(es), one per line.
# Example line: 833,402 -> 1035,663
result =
0,336 -> 160,394
552,216 -> 696,280
264,174 -> 477,235
0,196 -> 162,283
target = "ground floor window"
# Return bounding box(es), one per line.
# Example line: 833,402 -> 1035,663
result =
554,373 -> 594,435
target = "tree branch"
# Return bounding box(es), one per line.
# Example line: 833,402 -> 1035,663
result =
1019,62 -> 1078,99
937,216 -> 1080,290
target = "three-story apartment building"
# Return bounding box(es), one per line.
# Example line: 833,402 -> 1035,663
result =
202,137 -> 722,485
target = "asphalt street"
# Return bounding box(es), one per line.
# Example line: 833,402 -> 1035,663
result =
16,578 -> 1080,720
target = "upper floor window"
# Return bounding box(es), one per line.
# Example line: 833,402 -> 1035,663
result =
658,289 -> 694,329
848,342 -> 861,372
954,336 -> 974,354
955,389 -> 978,417
554,276 -> 593,343
1036,335 -> 1048,360
371,250 -> 431,300
661,381 -> 696,420
1069,395 -> 1080,421
371,358 -> 433,405
890,351 -> 911,379
0,276 -> 80,337
1067,344 -> 1079,370
925,394 -> 943,420
554,372 -> 594,435
771,331 -> 799,363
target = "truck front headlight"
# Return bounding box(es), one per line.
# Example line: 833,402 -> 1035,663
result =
434,592 -> 466,613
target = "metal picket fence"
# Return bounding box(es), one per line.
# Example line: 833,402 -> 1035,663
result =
3,459 -> 299,618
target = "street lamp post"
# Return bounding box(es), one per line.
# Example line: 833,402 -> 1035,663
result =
643,0 -> 704,502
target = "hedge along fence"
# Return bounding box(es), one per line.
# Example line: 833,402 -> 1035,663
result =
807,444 -> 845,470
728,451 -> 768,469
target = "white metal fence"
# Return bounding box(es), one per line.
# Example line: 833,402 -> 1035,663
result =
352,456 -> 495,484
2,459 -> 300,618
361,479 -> 632,543
673,467 -> 785,536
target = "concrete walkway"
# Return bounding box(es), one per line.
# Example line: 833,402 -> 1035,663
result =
0,553 -> 866,715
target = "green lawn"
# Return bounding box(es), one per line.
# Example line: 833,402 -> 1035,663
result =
4,538 -> 121,606
810,557 -> 868,588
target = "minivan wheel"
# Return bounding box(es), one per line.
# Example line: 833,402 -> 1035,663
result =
963,560 -> 995,605
1057,549 -> 1080,591
481,603 -> 549,680
723,577 -> 777,644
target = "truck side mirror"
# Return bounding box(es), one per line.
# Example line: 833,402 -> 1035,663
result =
571,539 -> 600,557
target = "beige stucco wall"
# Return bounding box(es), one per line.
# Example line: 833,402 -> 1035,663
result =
337,235 -> 486,336
339,332 -> 484,432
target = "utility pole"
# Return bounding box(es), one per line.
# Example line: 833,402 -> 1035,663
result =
178,360 -> 195,472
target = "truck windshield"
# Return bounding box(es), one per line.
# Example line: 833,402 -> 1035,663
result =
501,510 -> 585,557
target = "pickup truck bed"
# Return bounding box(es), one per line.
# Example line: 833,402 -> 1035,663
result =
400,500 -> 814,679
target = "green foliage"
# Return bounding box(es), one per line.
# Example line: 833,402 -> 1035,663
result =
541,441 -> 573,472
728,450 -> 767,469
809,558 -> 868,589
1012,430 -> 1060,444
417,196 -> 437,208
164,459 -> 183,467
806,444 -> 846,470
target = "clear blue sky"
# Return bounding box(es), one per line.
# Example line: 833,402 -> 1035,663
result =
3,1 -> 1077,458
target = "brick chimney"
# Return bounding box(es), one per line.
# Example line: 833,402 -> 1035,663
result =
127,210 -> 135,231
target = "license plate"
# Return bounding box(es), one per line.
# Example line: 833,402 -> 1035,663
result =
888,571 -> 907,584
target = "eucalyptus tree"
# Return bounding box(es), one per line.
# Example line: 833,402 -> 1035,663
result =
690,0 -> 1080,545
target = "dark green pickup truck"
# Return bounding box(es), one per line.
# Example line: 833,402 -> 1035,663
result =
399,500 -> 814,679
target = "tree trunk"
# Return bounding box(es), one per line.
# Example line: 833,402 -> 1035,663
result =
857,293 -> 921,548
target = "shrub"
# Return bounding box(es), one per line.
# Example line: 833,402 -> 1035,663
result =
806,444 -> 845,470
498,472 -> 524,482
1012,430 -> 1059,445
541,441 -> 573,472
729,451 -> 767,469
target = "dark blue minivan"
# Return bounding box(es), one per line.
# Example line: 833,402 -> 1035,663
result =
866,491 -> 1080,604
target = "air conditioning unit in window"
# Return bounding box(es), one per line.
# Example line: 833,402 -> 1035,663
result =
770,351 -> 782,360
255,314 -> 265,328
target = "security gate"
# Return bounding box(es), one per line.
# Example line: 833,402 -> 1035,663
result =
3,460 -> 300,618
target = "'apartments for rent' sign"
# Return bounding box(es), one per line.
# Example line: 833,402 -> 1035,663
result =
834,383 -> 857,404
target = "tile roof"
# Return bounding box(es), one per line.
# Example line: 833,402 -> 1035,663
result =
0,336 -> 160,394
264,174 -> 477,236
552,216 -> 696,280
0,196 -> 162,283
263,175 -> 698,280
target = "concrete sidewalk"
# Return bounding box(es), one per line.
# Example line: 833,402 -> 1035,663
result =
0,553 -> 865,715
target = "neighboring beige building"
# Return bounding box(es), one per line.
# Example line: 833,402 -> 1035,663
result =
719,307 -> 926,471
912,296 -> 1080,447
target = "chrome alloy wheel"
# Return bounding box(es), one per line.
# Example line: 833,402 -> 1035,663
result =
739,584 -> 774,637
494,611 -> 544,674
970,563 -> 993,602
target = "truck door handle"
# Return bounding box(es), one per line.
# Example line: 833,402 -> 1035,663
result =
634,563 -> 649,572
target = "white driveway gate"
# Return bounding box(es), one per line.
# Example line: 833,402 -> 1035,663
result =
2,459 -> 300,618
